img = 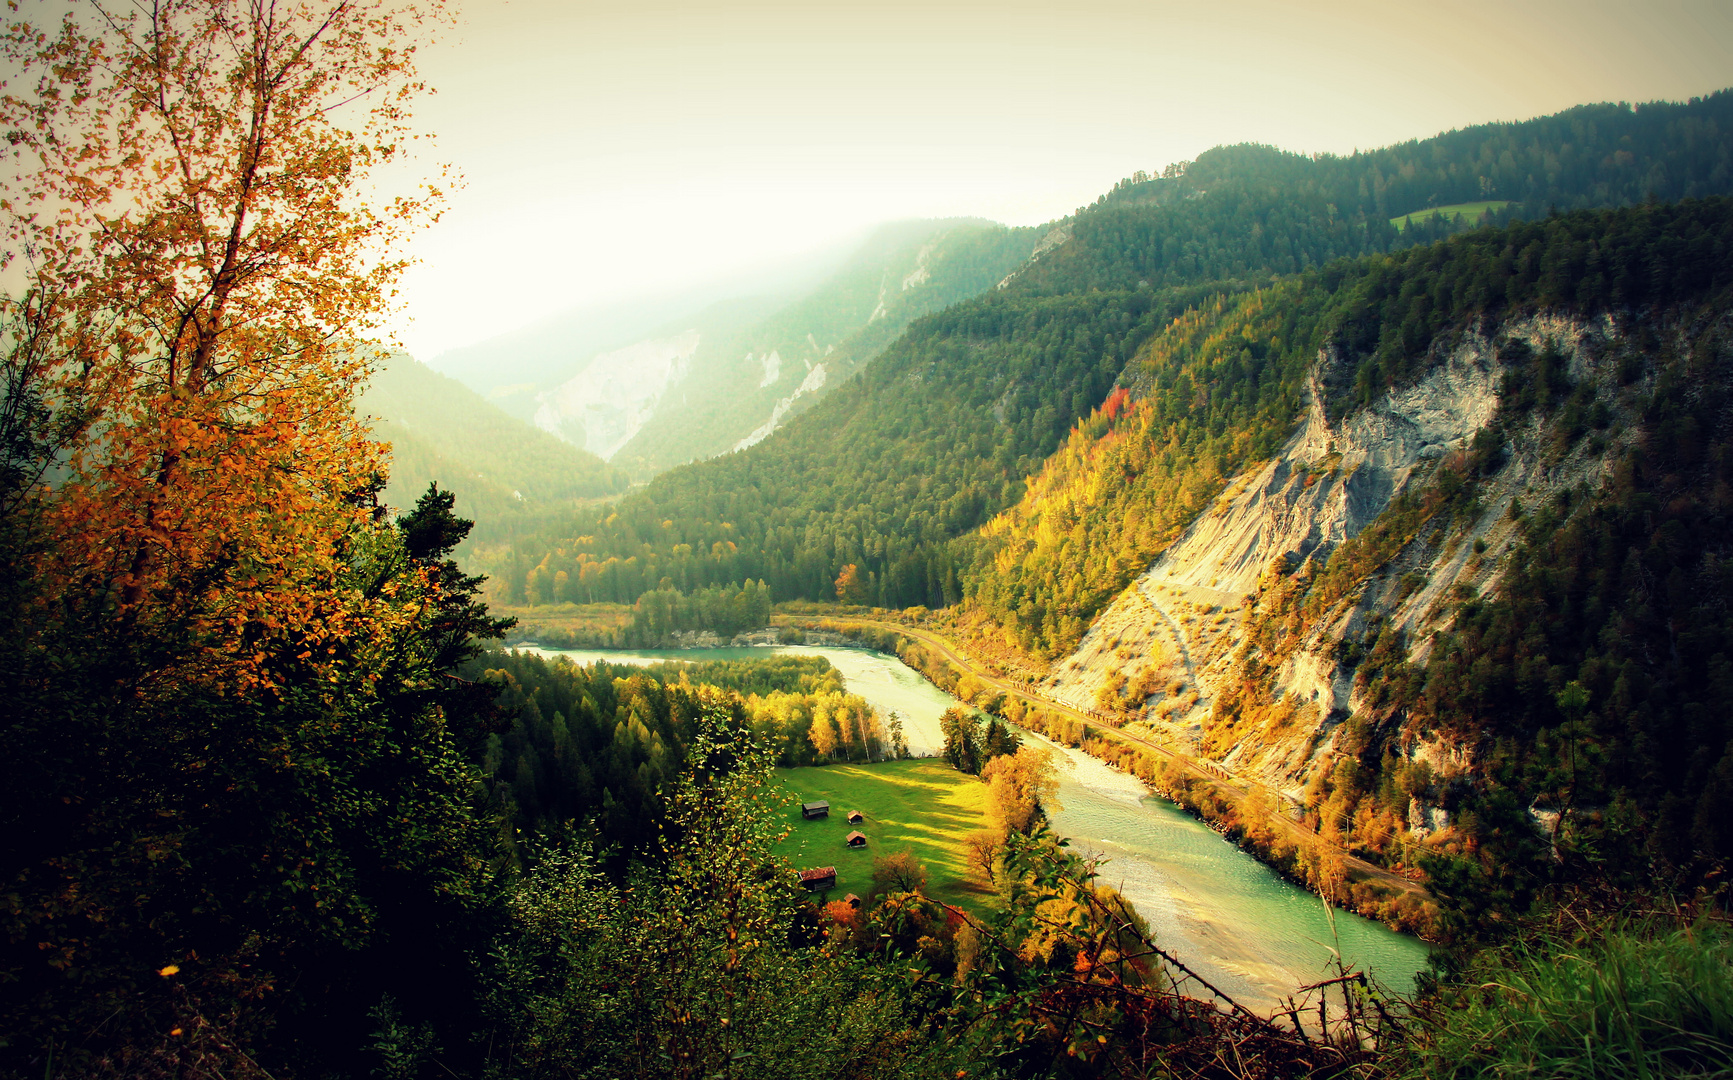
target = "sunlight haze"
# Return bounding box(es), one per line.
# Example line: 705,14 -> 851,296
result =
392,0 -> 1733,363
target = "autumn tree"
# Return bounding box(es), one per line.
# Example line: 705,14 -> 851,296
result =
834,561 -> 869,605
869,849 -> 929,899
981,746 -> 1060,836
808,710 -> 841,759
0,0 -> 452,681
0,1 -> 488,1074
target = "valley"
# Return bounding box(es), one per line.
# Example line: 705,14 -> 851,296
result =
524,639 -> 1433,1009
776,614 -> 1430,916
460,98 -> 1733,948
9,3 -> 1732,1072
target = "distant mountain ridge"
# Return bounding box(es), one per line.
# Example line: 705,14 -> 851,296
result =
359,353 -> 626,535
431,218 -> 1043,479
426,238 -> 863,418
609,217 -> 1042,475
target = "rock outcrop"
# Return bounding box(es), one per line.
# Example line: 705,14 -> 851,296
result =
1050,315 -> 1622,812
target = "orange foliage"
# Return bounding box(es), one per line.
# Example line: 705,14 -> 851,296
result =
966,287 -> 1312,657
1,0 -> 453,693
834,562 -> 869,605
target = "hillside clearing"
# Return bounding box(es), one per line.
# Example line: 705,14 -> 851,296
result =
1390,200 -> 1511,230
775,759 -> 993,910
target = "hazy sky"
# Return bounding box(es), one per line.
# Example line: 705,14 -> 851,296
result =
389,0 -> 1733,362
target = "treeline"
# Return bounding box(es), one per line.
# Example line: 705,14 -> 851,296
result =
743,688 -> 906,766
1092,93 -> 1733,248
629,580 -> 773,642
509,581 -> 775,648
496,93 -> 1733,618
469,649 -> 904,851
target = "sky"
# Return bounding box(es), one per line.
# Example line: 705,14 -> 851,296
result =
388,0 -> 1733,364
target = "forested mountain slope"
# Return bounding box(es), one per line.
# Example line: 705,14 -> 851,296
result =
360,353 -> 627,530
966,198 -> 1733,656
608,217 -> 1042,475
1011,198 -> 1733,933
499,91 -> 1733,611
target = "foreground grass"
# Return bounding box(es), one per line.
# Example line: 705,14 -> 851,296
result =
775,759 -> 993,911
1400,918 -> 1733,1079
1390,200 -> 1512,230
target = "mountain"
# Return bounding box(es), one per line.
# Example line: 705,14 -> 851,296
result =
432,219 -> 1042,480
990,197 -> 1733,932
522,294 -> 787,465
499,91 -> 1733,613
359,353 -> 627,532
426,237 -> 866,418
604,218 -> 1044,475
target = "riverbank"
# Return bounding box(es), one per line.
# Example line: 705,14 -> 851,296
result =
771,612 -> 1439,938
510,611 -> 1438,936
499,600 -> 873,650
522,638 -> 1435,1006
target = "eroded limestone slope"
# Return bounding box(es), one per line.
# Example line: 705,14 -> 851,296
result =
1051,315 -> 1622,823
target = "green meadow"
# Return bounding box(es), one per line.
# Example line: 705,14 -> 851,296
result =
774,759 -> 993,910
1390,199 -> 1512,230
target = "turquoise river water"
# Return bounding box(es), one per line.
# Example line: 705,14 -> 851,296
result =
526,643 -> 1433,1012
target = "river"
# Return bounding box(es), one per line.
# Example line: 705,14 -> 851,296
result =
524,642 -> 1433,1011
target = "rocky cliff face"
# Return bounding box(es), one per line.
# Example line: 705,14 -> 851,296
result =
532,330 -> 703,460
1050,314 -> 1622,825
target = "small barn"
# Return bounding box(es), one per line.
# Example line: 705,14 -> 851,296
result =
843,893 -> 862,909
801,800 -> 830,820
845,831 -> 867,849
797,866 -> 837,892
846,809 -> 864,824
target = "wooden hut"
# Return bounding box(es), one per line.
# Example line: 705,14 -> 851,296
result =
797,866 -> 837,892
845,830 -> 867,849
843,893 -> 862,909
801,800 -> 830,820
846,809 -> 864,824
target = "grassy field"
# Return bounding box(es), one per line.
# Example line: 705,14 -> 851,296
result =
492,602 -> 635,647
774,759 -> 994,910
1390,200 -> 1512,230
